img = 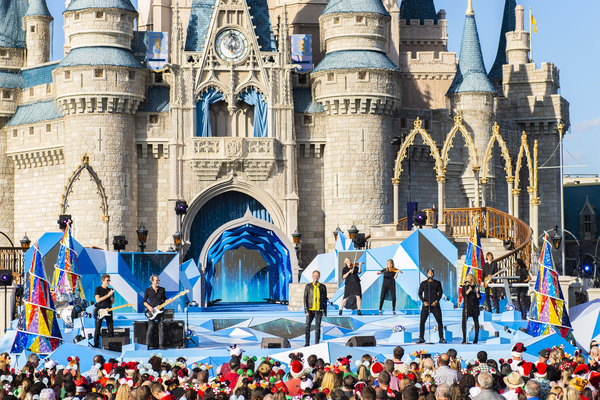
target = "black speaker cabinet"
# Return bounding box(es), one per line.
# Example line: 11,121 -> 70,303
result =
261,338 -> 291,349
102,328 -> 130,338
346,336 -> 376,347
101,336 -> 129,352
133,320 -> 185,348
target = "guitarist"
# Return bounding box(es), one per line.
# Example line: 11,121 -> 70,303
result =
482,252 -> 500,314
93,274 -> 115,348
143,275 -> 167,349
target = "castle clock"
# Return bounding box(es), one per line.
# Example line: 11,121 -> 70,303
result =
215,29 -> 249,63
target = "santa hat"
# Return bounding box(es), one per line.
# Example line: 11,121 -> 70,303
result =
574,364 -> 590,377
518,361 -> 535,377
370,362 -> 383,378
589,371 -> 600,389
290,360 -> 305,379
511,342 -> 526,358
534,363 -> 548,378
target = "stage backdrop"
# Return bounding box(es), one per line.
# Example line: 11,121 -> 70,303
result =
301,229 -> 458,310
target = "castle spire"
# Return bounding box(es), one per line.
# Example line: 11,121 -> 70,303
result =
488,0 -> 516,81
24,0 -> 51,18
399,0 -> 437,24
446,2 -> 496,95
466,0 -> 474,16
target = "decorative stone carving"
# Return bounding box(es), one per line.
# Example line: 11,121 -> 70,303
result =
9,147 -> 64,169
226,138 -> 242,157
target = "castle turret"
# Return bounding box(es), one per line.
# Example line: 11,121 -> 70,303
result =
505,5 -> 530,67
488,0 -> 516,92
446,0 -> 497,207
53,0 -> 149,248
23,0 -> 53,67
313,0 -> 401,250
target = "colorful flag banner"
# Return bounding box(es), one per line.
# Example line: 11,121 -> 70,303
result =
146,32 -> 169,72
458,223 -> 484,306
291,34 -> 313,73
51,222 -> 85,302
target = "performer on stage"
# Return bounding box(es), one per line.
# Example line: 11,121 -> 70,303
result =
482,252 -> 499,313
304,270 -> 327,347
416,269 -> 446,344
377,259 -> 403,315
340,257 -> 363,315
461,273 -> 481,344
93,274 -> 114,348
143,275 -> 168,350
514,258 -> 531,320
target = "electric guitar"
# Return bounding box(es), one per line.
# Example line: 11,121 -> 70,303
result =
96,303 -> 135,320
482,267 -> 508,288
145,290 -> 189,320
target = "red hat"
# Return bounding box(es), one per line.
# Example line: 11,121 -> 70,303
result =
512,343 -> 526,354
290,360 -> 305,379
574,364 -> 590,376
535,363 -> 548,377
371,362 -> 383,378
589,371 -> 600,389
518,361 -> 534,377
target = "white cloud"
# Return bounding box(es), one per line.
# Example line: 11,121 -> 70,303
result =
574,118 -> 600,132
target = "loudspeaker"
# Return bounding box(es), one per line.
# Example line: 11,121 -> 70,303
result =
0,270 -> 13,286
101,336 -> 128,352
133,320 -> 185,348
261,338 -> 291,349
102,328 -> 130,338
346,336 -> 376,347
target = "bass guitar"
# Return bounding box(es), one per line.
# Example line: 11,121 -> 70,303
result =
96,303 -> 135,320
145,289 -> 189,320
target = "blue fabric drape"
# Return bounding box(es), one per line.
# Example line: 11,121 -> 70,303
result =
196,88 -> 224,137
240,89 -> 268,137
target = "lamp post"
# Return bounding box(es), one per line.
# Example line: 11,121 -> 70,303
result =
173,231 -> 182,271
333,226 -> 342,242
558,123 -> 566,276
545,226 -> 579,276
292,229 -> 302,277
136,224 -> 148,252
20,234 -> 30,249
348,224 -> 358,240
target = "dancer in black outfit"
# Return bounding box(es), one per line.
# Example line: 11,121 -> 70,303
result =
482,252 -> 500,313
416,269 -> 446,344
461,273 -> 481,344
340,257 -> 363,315
93,274 -> 114,348
377,259 -> 402,315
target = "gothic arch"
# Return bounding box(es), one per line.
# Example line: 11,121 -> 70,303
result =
195,82 -> 227,102
514,131 -> 534,192
181,176 -> 286,243
441,114 -> 480,173
393,117 -> 444,180
481,122 -> 513,182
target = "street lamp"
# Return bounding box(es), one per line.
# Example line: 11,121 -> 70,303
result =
348,224 -> 358,240
552,226 -> 562,250
333,226 -> 342,242
20,234 -> 30,249
136,224 -> 148,252
173,231 -> 182,271
292,229 -> 302,274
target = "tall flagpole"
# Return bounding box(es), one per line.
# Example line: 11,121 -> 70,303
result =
529,7 -> 533,63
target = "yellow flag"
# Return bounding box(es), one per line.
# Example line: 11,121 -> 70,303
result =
531,14 -> 537,33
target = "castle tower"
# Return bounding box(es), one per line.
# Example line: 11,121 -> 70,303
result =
505,5 -> 530,67
488,0 -> 516,93
53,0 -> 149,248
312,0 -> 401,250
22,0 -> 53,67
446,0 -> 497,207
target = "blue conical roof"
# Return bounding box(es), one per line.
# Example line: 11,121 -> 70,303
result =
65,0 -> 136,13
0,0 -> 28,49
24,0 -> 52,18
399,0 -> 437,24
488,0 -> 516,80
323,0 -> 390,17
447,14 -> 496,95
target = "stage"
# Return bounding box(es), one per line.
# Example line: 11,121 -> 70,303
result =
0,304 -> 578,372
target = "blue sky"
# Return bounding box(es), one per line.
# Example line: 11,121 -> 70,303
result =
48,0 -> 599,176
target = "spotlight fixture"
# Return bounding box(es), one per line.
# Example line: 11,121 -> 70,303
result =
505,304 -> 515,312
175,200 -> 188,216
113,235 -> 128,252
413,211 -> 427,228
0,270 -> 13,286
392,325 -> 406,333
503,240 -> 514,250
352,233 -> 367,249
73,334 -> 85,344
57,215 -> 72,231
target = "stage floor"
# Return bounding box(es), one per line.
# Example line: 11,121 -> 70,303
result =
0,305 -> 577,371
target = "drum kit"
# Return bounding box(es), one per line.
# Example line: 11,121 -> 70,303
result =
53,286 -> 88,329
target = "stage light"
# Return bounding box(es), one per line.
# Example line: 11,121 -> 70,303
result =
506,304 -> 515,311
552,226 -> 562,249
175,200 -> 188,216
113,236 -> 128,252
20,234 -> 30,249
392,325 -> 406,333
73,334 -> 85,343
136,223 -> 148,252
0,270 -> 13,286
188,300 -> 199,307
413,211 -> 427,228
57,215 -> 72,231
580,254 -> 595,278
333,226 -> 342,241
353,233 -> 366,249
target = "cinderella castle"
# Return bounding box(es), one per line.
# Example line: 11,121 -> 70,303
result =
0,0 -> 569,296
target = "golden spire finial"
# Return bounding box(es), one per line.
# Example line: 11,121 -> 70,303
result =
466,0 -> 474,16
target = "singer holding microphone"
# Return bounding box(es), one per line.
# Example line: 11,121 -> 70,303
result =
461,273 -> 481,344
416,269 -> 446,344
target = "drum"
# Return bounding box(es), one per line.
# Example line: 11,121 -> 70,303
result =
59,305 -> 75,328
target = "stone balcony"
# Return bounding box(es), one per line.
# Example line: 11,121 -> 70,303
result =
187,137 -> 279,181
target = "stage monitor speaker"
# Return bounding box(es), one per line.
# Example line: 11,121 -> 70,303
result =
261,338 -> 290,349
102,328 -> 130,338
133,320 -> 184,348
101,336 -> 128,352
346,336 -> 376,347
0,270 -> 13,286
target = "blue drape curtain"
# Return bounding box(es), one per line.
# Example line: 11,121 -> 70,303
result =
196,87 -> 224,137
240,88 -> 268,138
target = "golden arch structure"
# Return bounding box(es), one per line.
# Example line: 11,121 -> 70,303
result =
480,122 -> 514,212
